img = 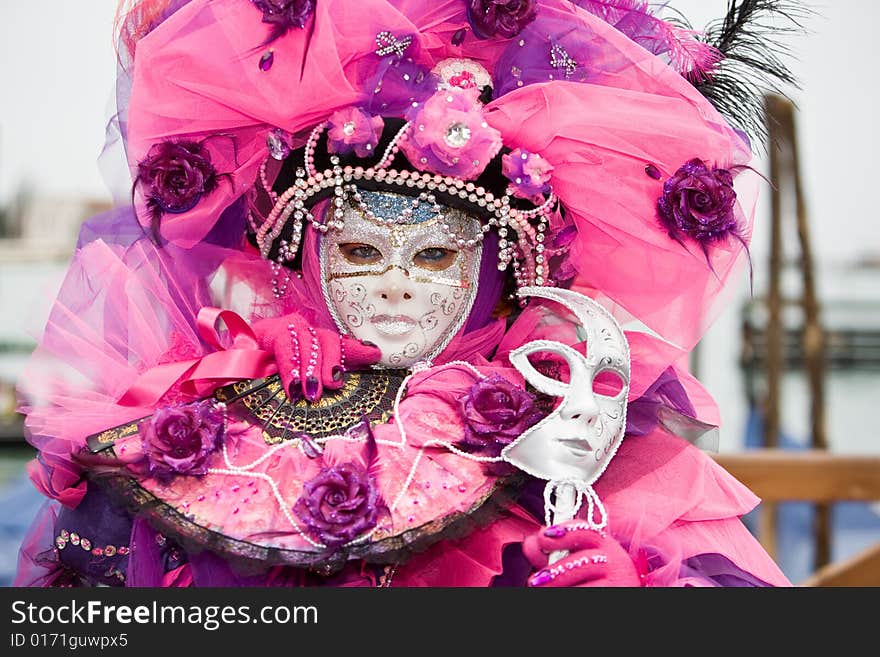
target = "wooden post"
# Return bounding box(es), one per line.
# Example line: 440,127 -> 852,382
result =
764,94 -> 831,570
761,95 -> 786,560
785,98 -> 831,570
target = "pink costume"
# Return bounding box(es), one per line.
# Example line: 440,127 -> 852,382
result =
15,0 -> 795,587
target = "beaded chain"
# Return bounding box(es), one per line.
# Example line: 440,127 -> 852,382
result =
253,120 -> 562,299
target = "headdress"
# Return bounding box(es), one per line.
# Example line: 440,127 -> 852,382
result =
120,0 -> 800,363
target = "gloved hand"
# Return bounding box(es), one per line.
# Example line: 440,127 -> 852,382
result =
523,521 -> 643,587
253,313 -> 382,402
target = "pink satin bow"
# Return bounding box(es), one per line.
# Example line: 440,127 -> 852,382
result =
118,308 -> 277,407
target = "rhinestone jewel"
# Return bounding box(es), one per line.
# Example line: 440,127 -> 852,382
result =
375,31 -> 412,58
549,44 -> 577,78
342,121 -> 356,136
259,50 -> 275,72
444,122 -> 472,148
267,129 -> 291,160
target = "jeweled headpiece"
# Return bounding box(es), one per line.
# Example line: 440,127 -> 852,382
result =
250,57 -> 563,293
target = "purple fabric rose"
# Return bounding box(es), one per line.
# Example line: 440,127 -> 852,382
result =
466,0 -> 537,40
459,374 -> 543,452
137,140 -> 217,219
139,401 -> 223,478
502,148 -> 553,200
252,0 -> 314,31
657,158 -> 739,245
327,108 -> 384,158
294,463 -> 383,548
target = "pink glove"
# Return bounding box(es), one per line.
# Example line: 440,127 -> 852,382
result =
252,313 -> 382,402
523,522 -> 643,587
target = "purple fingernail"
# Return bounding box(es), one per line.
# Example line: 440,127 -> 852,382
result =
332,366 -> 344,382
288,378 -> 301,399
529,570 -> 552,587
305,376 -> 319,401
544,526 -> 566,538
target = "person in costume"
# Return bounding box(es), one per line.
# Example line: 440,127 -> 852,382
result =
15,0 -> 800,587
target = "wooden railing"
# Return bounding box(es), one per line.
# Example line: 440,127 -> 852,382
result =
713,450 -> 880,586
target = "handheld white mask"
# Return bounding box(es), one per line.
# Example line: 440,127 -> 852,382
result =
320,190 -> 483,368
504,286 -> 631,528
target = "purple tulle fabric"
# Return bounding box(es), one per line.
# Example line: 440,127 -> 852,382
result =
680,553 -> 774,587
492,15 -> 629,97
366,57 -> 438,117
127,518 -> 167,587
626,367 -> 696,436
18,487 -> 133,587
575,1 -> 671,57
573,1 -> 721,82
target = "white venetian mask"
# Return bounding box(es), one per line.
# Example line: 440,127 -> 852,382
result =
319,190 -> 483,368
504,286 -> 630,527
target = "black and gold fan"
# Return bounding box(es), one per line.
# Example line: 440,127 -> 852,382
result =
212,370 -> 409,444
87,369 -> 409,454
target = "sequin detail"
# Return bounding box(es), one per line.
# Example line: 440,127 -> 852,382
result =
549,44 -> 577,78
259,50 -> 275,71
375,31 -> 412,58
54,529 -> 129,558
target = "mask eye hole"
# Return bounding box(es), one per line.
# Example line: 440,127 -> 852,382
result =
339,242 -> 383,265
525,351 -> 571,384
593,369 -> 626,397
413,247 -> 457,271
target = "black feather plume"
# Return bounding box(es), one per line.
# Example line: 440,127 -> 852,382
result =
685,1 -> 810,150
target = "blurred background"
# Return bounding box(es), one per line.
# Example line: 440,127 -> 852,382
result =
0,1 -> 877,586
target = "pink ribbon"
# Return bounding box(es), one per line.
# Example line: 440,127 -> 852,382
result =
118,308 -> 276,407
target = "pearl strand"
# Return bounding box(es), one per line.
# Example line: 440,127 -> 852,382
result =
371,121 -> 411,170
304,121 -> 328,178
206,466 -> 325,549
259,158 -> 279,203
304,326 -> 318,381
288,323 -> 301,390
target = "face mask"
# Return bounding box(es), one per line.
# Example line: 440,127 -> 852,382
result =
319,190 -> 483,368
504,286 -> 630,526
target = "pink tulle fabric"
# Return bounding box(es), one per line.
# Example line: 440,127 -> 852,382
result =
392,429 -> 790,587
